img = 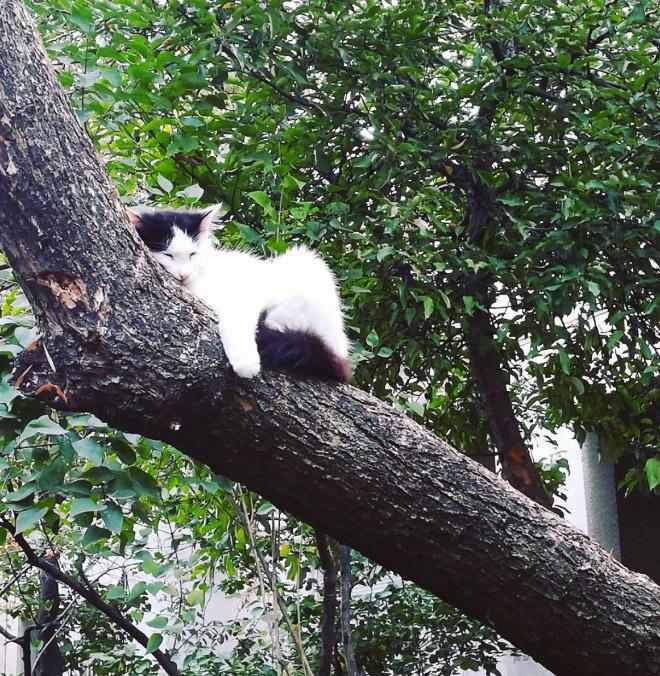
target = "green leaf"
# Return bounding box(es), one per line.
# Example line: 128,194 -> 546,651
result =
70,5 -> 93,32
376,246 -> 395,262
110,438 -> 136,465
366,330 -> 379,347
463,296 -> 475,315
645,458 -> 660,490
38,458 -> 67,491
556,52 -> 571,68
180,184 -> 204,200
248,191 -> 271,209
101,505 -> 124,534
586,280 -> 601,297
180,116 -> 203,127
146,633 -> 163,654
157,174 -> 174,193
256,501 -> 274,515
126,581 -> 147,604
0,383 -> 22,408
15,507 -> 48,534
127,467 -> 161,500
147,615 -> 168,629
353,154 -> 375,168
606,330 -> 624,351
73,437 -> 104,465
421,296 -> 433,319
629,3 -> 646,22
17,416 -> 66,444
558,347 -> 571,375
70,498 -> 106,517
235,223 -> 261,243
5,484 -> 38,502
186,588 -> 204,606
105,585 -> 126,600
82,525 -> 112,547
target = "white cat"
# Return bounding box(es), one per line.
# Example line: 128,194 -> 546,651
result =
127,206 -> 351,381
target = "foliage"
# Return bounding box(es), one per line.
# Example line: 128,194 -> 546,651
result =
1,0 -> 659,673
29,0 -> 659,470
0,280 -> 505,673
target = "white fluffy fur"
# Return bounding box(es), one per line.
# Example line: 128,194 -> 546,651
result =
140,208 -> 349,378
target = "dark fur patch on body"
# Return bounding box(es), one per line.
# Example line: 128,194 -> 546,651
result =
134,210 -> 204,251
256,319 -> 351,383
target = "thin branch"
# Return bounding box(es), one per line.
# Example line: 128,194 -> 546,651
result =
315,530 -> 338,676
229,493 -> 314,676
32,595 -> 78,673
0,622 -> 17,642
219,44 -> 329,117
338,546 -> 359,676
0,563 -> 29,598
0,517 -> 180,676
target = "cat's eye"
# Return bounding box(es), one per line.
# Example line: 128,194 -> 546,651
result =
189,252 -> 197,258
164,253 -> 173,259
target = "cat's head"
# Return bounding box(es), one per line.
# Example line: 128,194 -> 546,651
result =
127,206 -> 221,286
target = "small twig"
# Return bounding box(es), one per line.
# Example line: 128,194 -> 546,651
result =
0,622 -> 17,642
219,44 -> 328,117
0,562 -> 29,598
228,492 -> 314,676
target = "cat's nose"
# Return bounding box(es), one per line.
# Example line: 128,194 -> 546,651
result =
180,274 -> 190,284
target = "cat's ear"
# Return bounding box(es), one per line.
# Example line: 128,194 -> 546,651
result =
125,208 -> 144,228
199,204 -> 227,233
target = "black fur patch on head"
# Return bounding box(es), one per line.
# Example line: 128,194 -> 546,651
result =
134,210 -> 205,252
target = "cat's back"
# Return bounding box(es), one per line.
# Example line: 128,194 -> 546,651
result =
191,246 -> 267,302
205,246 -> 263,277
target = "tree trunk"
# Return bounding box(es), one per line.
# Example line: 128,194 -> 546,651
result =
463,184 -> 551,508
338,546 -> 360,676
315,531 -> 338,676
33,552 -> 65,676
1,3 -> 659,675
466,304 -> 553,508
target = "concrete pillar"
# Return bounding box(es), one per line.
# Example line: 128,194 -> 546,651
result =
581,433 -> 621,559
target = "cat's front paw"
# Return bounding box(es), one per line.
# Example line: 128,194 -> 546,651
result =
230,355 -> 262,379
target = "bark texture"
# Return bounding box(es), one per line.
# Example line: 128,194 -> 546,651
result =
466,303 -> 553,508
33,552 -> 65,676
315,531 -> 338,676
1,3 -> 659,675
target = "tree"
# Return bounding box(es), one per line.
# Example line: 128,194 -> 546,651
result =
1,1 -> 659,675
26,0 -> 659,501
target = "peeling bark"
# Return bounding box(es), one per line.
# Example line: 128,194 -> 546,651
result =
1,2 -> 659,675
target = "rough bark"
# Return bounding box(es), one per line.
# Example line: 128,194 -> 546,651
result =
466,303 -> 553,508
464,186 -> 552,508
1,2 -> 659,675
33,552 -> 65,676
338,546 -> 359,676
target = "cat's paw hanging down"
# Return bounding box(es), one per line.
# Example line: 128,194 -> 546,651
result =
128,206 -> 351,382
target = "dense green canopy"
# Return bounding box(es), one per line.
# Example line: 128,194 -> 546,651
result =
0,0 -> 657,673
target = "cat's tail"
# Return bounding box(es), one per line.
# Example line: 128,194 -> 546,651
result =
256,321 -> 351,383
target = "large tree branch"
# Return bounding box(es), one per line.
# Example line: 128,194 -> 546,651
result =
1,3 -> 659,675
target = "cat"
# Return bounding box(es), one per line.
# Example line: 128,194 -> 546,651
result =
127,206 -> 351,382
